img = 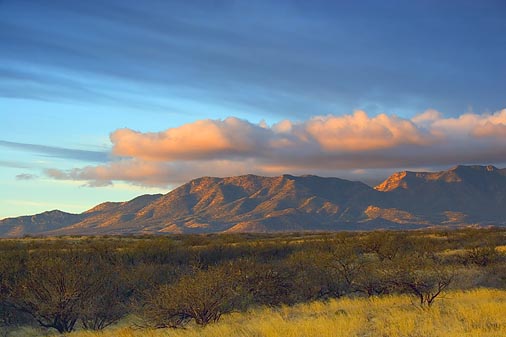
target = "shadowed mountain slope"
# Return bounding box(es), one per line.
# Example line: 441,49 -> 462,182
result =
0,210 -> 85,237
375,165 -> 506,224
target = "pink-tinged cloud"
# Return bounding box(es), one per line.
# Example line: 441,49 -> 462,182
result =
304,111 -> 433,151
423,109 -> 506,138
46,109 -> 506,187
46,159 -> 264,187
111,117 -> 271,161
109,111 -> 433,161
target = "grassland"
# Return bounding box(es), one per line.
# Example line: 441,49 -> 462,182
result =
2,229 -> 505,337
34,288 -> 504,337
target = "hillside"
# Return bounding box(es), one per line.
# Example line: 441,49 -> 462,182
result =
375,165 -> 506,224
1,165 -> 506,236
47,174 -> 378,235
0,210 -> 84,237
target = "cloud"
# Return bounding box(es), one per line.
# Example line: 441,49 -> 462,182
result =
0,160 -> 31,169
45,109 -> 506,187
46,159 -> 257,187
15,173 -> 38,180
110,117 -> 271,161
424,109 -> 506,137
2,1 -> 506,117
303,111 -> 434,151
109,111 -> 433,162
0,140 -> 109,163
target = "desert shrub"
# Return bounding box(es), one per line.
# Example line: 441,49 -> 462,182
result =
79,263 -> 130,330
284,250 -> 344,301
143,263 -> 244,327
13,251 -> 130,333
327,241 -> 368,296
354,259 -> 395,296
0,249 -> 31,330
239,259 -> 293,306
390,255 -> 454,306
13,252 -> 96,333
361,231 -> 407,261
463,245 -> 501,267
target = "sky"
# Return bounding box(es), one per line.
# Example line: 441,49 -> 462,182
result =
1,0 -> 506,219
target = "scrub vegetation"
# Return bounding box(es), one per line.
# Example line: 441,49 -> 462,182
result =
1,228 -> 505,336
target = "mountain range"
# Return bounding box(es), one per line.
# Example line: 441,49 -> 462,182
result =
2,165 -> 506,237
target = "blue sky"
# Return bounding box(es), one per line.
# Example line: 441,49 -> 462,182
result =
1,0 -> 506,219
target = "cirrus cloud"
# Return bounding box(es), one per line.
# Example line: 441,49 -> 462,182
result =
45,109 -> 506,187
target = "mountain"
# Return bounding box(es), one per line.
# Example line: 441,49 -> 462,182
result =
1,165 -> 506,237
45,174 -> 377,235
0,210 -> 85,237
375,165 -> 506,224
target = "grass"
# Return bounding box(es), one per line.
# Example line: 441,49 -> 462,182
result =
35,288 -> 506,337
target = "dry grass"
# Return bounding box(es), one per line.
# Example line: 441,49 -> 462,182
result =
37,288 -> 506,337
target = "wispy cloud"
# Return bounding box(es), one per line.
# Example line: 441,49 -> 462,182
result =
0,140 -> 109,163
45,109 -> 506,187
15,173 -> 38,180
0,160 -> 31,169
1,1 -> 505,116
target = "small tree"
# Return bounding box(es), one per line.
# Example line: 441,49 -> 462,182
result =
464,246 -> 500,267
240,259 -> 292,305
284,250 -> 339,301
392,256 -> 454,306
361,231 -> 406,261
79,265 -> 129,330
15,253 -> 96,333
328,241 -> 366,296
354,259 -> 393,296
0,249 -> 32,337
144,264 -> 242,328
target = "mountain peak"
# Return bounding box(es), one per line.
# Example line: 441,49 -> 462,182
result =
376,165 -> 505,192
450,164 -> 499,173
374,171 -> 410,191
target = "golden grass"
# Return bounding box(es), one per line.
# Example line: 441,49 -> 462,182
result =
44,288 -> 506,337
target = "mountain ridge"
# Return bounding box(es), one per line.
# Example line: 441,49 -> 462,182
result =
2,165 -> 506,237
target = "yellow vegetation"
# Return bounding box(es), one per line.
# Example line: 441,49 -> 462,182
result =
45,288 -> 506,337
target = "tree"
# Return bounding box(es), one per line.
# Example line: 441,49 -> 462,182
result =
15,252 -> 97,333
361,231 -> 406,261
240,259 -> 293,305
464,245 -> 500,267
391,256 -> 454,306
0,250 -> 30,335
285,250 -> 342,301
328,241 -> 366,296
79,264 -> 129,330
354,259 -> 393,296
143,263 -> 242,327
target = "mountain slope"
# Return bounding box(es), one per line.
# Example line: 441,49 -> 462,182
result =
0,210 -> 85,237
374,165 -> 506,223
2,165 -> 506,237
